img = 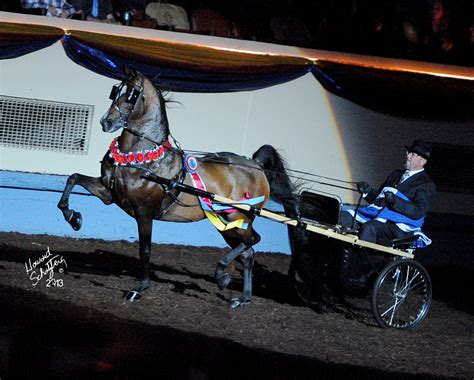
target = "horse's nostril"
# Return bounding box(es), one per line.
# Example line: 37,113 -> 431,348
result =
102,119 -> 112,130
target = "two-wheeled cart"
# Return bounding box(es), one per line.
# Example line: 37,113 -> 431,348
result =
286,190 -> 432,330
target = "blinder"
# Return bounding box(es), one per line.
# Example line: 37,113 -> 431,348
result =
109,82 -> 143,106
109,84 -> 120,101
126,87 -> 141,105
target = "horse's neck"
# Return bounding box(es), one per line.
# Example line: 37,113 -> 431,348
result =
119,98 -> 169,151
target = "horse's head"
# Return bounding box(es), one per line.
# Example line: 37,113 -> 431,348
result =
100,68 -> 147,133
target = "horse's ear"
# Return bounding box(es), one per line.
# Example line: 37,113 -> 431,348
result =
123,66 -> 137,79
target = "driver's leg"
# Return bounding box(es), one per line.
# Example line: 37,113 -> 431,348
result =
339,210 -> 360,230
360,221 -> 406,245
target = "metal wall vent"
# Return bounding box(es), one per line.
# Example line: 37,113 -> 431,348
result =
0,95 -> 93,155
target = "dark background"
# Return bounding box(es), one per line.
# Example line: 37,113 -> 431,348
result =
2,0 -> 473,67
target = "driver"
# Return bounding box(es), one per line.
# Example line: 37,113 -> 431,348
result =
339,140 -> 436,246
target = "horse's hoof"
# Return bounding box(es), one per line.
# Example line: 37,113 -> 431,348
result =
125,290 -> 142,302
216,273 -> 231,290
68,211 -> 82,231
230,297 -> 251,309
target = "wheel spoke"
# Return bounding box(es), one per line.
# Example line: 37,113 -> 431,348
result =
409,278 -> 426,291
380,294 -> 405,320
400,268 -> 421,293
387,268 -> 403,324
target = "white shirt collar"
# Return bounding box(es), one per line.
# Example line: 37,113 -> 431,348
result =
406,168 -> 424,177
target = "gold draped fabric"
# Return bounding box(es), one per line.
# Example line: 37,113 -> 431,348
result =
66,30 -> 312,74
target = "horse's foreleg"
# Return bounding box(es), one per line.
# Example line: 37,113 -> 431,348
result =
57,173 -> 112,231
126,215 -> 153,302
230,247 -> 255,309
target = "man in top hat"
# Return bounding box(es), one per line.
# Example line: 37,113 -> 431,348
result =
340,140 -> 436,245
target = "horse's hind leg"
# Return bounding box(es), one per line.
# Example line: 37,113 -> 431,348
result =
215,242 -> 246,291
217,229 -> 260,308
57,173 -> 112,230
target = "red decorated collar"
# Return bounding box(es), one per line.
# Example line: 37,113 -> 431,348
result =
108,138 -> 172,166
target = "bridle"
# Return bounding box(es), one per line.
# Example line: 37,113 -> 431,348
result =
108,75 -> 148,135
108,75 -> 181,148
109,75 -> 144,116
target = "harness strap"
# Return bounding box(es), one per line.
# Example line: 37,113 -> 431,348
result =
123,127 -> 164,147
154,160 -> 189,220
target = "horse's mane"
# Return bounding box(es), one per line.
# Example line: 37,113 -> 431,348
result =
140,73 -> 178,108
150,82 -> 181,111
138,74 -> 180,137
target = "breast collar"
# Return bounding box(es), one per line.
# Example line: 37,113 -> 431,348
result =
108,137 -> 172,166
106,138 -> 190,220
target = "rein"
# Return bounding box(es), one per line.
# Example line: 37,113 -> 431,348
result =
108,74 -> 358,214
181,149 -> 359,193
113,132 -> 358,194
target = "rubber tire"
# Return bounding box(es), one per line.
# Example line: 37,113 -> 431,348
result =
371,259 -> 432,330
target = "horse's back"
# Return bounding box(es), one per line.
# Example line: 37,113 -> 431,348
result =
200,152 -> 260,168
198,152 -> 270,205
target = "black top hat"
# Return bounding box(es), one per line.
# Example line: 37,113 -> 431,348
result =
405,140 -> 432,159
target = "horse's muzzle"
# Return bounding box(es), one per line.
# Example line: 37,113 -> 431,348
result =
101,118 -> 117,133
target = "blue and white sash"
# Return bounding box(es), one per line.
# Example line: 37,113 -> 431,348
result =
348,187 -> 432,247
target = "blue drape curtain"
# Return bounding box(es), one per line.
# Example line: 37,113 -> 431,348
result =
61,35 -> 313,92
0,22 -> 63,59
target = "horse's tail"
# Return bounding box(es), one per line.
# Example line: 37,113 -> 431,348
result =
252,145 -> 299,219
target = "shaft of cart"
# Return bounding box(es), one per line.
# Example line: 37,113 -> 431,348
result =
142,172 -> 414,259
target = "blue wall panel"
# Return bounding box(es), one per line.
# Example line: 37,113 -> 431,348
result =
0,171 -> 291,254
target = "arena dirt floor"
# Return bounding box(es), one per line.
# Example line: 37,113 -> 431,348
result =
0,231 -> 473,379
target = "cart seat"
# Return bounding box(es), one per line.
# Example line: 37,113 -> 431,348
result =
298,191 -> 340,225
390,235 -> 420,249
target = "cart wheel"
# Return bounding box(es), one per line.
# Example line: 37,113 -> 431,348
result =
288,261 -> 320,305
371,259 -> 432,330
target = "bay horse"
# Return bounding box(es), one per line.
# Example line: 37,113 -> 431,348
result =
58,68 -> 296,307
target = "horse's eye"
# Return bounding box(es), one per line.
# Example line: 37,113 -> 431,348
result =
126,88 -> 140,105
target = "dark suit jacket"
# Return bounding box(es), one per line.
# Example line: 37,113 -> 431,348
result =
365,170 -> 436,221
